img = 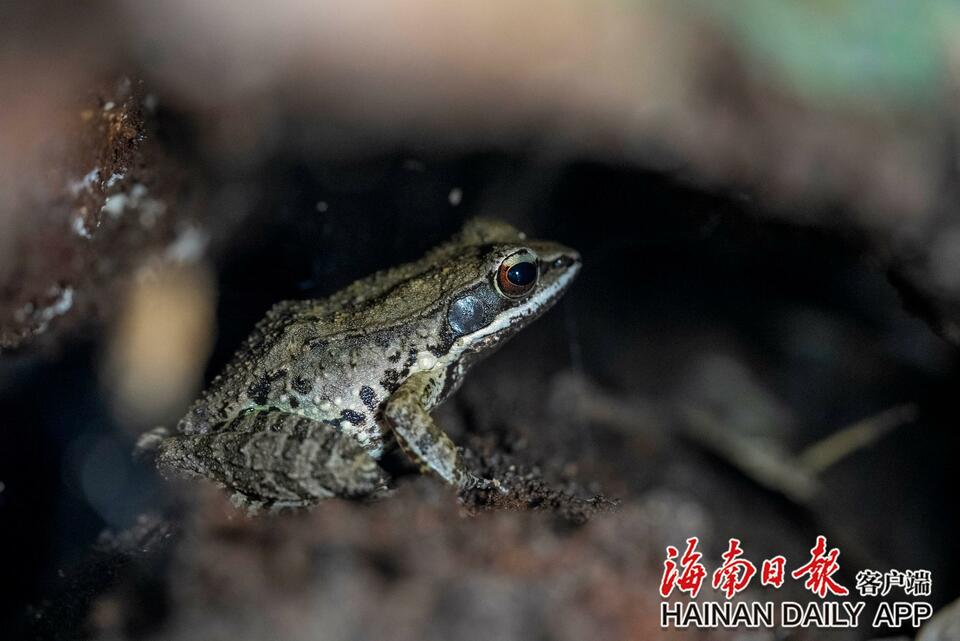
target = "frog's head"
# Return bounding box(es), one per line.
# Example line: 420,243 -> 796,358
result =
440,218 -> 581,357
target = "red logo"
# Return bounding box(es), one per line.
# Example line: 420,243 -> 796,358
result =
660,537 -> 708,598
790,535 -> 849,597
760,555 -> 786,588
711,538 -> 757,598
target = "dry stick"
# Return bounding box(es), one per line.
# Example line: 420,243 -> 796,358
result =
552,373 -> 918,504
677,405 -> 820,504
678,403 -> 918,504
797,403 -> 918,474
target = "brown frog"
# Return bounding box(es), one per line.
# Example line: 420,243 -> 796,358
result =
138,218 -> 581,509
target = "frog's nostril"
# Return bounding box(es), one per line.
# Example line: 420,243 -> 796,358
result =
551,254 -> 579,270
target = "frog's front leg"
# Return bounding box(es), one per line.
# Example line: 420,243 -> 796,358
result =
383,371 -> 494,491
152,409 -> 388,509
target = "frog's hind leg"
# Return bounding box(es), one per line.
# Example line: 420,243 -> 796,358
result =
155,409 -> 389,508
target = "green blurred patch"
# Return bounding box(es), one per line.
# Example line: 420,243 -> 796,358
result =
688,0 -> 956,108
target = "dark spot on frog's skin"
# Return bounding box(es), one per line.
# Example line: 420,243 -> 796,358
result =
305,337 -> 327,352
388,351 -> 402,363
374,334 -> 391,349
247,379 -> 271,405
359,385 -> 377,411
340,409 -> 366,425
403,349 -> 417,368
288,396 -> 300,409
246,370 -> 288,405
381,369 -> 402,390
291,376 -> 313,394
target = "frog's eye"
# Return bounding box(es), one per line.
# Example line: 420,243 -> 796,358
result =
495,250 -> 539,298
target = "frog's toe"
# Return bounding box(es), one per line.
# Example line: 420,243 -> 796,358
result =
462,475 -> 509,494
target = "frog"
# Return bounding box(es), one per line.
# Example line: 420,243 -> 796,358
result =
137,218 -> 581,509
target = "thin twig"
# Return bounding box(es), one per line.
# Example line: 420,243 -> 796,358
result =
797,403 -> 918,474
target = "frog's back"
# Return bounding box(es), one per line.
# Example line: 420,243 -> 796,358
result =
177,300 -> 314,433
177,285 -> 445,435
175,220 -> 525,435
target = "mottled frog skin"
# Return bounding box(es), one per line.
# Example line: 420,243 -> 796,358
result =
139,218 -> 580,509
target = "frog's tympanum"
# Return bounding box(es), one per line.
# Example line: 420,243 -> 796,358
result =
138,218 -> 581,509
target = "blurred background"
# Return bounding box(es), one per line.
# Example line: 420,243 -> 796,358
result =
2,1 -> 960,639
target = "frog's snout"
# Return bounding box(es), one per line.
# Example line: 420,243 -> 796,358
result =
540,246 -> 582,283
547,252 -> 581,271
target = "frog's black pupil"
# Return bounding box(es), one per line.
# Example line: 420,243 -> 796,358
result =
507,261 -> 537,287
